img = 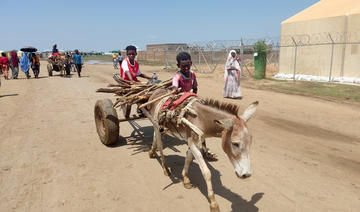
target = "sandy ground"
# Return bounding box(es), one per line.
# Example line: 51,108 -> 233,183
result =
0,63 -> 359,212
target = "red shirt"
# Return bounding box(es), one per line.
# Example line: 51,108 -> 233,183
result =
0,57 -> 9,64
120,58 -> 140,82
0,57 -> 9,68
172,71 -> 198,92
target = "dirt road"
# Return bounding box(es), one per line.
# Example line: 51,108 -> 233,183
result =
1,63 -> 359,211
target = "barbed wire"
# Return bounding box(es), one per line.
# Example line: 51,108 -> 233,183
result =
281,31 -> 360,46
180,31 -> 360,50
186,37 -> 280,51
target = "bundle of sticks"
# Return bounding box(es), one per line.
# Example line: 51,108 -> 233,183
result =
96,74 -> 174,108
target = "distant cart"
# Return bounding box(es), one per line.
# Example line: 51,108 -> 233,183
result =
47,57 -> 71,76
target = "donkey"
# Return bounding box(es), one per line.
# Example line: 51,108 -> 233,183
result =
146,89 -> 258,212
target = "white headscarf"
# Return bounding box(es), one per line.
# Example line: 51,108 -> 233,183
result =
224,50 -> 241,79
227,50 -> 237,61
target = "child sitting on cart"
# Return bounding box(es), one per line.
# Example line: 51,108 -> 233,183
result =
120,45 -> 152,82
172,52 -> 197,94
172,52 -> 217,160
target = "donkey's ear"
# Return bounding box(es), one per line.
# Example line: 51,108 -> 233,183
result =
214,119 -> 234,130
240,101 -> 258,122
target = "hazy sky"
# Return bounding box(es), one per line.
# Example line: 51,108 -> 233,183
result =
1,0 -> 318,52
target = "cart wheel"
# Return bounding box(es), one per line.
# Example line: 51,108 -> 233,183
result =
94,99 -> 119,146
121,104 -> 131,118
47,64 -> 53,76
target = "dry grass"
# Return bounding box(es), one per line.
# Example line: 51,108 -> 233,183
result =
243,78 -> 360,103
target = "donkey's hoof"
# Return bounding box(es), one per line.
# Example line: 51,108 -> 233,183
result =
203,149 -> 218,161
210,203 -> 220,212
183,176 -> 193,189
148,150 -> 156,158
183,182 -> 193,189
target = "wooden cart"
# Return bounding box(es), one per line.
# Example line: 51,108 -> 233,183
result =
94,74 -> 173,145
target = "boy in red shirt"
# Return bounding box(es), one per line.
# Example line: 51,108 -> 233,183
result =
120,45 -> 152,82
172,52 -> 217,160
172,52 -> 197,93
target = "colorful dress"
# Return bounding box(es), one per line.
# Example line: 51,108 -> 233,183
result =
10,51 -> 19,79
20,53 -> 31,78
223,50 -> 242,98
0,56 -> 10,79
31,55 -> 40,78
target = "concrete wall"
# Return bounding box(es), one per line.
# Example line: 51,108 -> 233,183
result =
343,12 -> 360,78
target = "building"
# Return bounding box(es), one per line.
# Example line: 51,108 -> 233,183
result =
279,0 -> 360,81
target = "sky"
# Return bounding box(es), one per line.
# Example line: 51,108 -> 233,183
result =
1,0 -> 319,52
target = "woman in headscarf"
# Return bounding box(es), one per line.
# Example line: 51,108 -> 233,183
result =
0,52 -> 10,80
223,50 -> 242,99
30,53 -> 40,78
10,51 -> 20,79
20,52 -> 31,79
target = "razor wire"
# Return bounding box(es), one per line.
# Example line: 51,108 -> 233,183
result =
281,30 -> 360,46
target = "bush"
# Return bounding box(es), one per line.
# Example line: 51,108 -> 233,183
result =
254,40 -> 267,57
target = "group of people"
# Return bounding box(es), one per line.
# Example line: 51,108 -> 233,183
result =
2,43 -> 242,99
118,45 -> 242,99
112,52 -> 123,69
0,51 -> 40,82
0,44 -> 85,89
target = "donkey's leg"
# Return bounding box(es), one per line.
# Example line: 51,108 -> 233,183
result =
189,140 -> 220,212
182,148 -> 193,189
201,138 -> 217,161
148,131 -> 157,158
155,129 -> 170,176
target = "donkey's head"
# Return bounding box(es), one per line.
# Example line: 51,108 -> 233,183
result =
214,101 -> 258,179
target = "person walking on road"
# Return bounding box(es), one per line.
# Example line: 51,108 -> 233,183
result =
10,51 -> 19,79
0,52 -> 10,80
112,53 -> 118,69
223,50 -> 242,99
118,52 -> 123,67
73,49 -> 83,77
30,53 -> 40,78
20,52 -> 31,79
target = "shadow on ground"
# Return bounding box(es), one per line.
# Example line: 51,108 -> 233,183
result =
12,76 -> 48,80
0,93 -> 18,98
110,120 -> 264,212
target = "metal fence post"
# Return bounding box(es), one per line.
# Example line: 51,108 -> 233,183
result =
240,38 -> 244,73
328,33 -> 335,82
291,37 -> 298,82
164,50 -> 168,69
198,47 -> 201,66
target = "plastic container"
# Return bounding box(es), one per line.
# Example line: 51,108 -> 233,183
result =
153,72 -> 158,81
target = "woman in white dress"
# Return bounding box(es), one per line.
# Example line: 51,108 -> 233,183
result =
223,50 -> 242,99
